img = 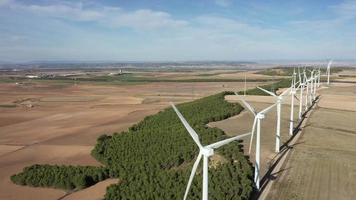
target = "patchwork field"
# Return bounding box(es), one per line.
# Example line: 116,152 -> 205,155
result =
1,67 -> 355,200
0,77 -> 269,200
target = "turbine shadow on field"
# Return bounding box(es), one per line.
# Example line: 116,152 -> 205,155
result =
252,95 -> 320,199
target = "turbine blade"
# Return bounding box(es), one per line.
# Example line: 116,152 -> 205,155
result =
207,132 -> 251,149
171,103 -> 202,148
183,153 -> 202,200
257,87 -> 277,97
248,117 -> 257,154
234,92 -> 256,116
280,87 -> 291,97
260,103 -> 277,115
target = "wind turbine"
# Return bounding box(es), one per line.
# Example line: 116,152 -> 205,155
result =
313,69 -> 318,100
298,67 -> 305,120
257,86 -> 291,153
307,69 -> 315,102
289,68 -> 300,136
304,70 -> 310,111
171,103 -> 251,200
317,66 -> 321,87
327,60 -> 333,85
234,93 -> 276,190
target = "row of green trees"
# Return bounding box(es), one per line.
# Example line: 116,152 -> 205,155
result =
11,165 -> 110,190
11,91 -> 254,199
93,92 -> 254,199
255,67 -> 343,76
12,77 -> 296,198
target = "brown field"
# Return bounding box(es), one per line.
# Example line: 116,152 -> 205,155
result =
133,69 -> 280,80
1,67 -> 355,200
265,83 -> 356,200
0,74 -> 270,200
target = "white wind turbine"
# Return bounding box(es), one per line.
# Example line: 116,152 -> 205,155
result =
289,68 -> 300,136
234,93 -> 276,190
317,66 -> 321,87
171,103 -> 251,200
304,70 -> 310,111
313,69 -> 318,100
307,69 -> 316,102
298,67 -> 305,120
257,86 -> 292,153
327,60 -> 333,85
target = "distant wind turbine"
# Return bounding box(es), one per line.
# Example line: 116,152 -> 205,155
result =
327,60 -> 333,85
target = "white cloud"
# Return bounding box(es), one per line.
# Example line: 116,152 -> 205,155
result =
289,1 -> 356,33
5,1 -> 188,30
215,0 -> 232,7
111,9 -> 188,30
17,2 -> 103,21
331,0 -> 356,19
0,0 -> 11,6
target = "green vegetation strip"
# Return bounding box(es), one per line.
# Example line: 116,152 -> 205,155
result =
5,73 -> 279,83
256,67 -> 343,76
11,92 -> 254,199
11,79 -> 289,199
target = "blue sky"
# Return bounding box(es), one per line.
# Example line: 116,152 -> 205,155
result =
0,0 -> 355,62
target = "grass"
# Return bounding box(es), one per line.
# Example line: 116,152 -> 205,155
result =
0,104 -> 16,108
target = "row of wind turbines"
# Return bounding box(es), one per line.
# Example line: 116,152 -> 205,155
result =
171,60 -> 333,200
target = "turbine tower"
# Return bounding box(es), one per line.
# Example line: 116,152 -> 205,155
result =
313,69 -> 317,100
235,93 -> 276,190
317,66 -> 321,87
289,68 -> 300,136
327,60 -> 333,85
307,69 -> 315,102
298,67 -> 305,120
304,70 -> 310,111
257,86 -> 291,153
171,103 -> 251,200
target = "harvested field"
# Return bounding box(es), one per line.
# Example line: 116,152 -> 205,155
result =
0,78 -> 270,200
62,179 -> 119,200
266,83 -> 356,200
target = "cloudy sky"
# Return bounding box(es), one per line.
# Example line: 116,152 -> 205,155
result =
0,0 -> 355,62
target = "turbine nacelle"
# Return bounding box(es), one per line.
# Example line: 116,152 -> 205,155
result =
256,113 -> 265,120
200,147 -> 214,157
277,96 -> 283,103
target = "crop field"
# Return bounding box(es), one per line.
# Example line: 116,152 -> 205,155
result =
1,67 -> 355,200
0,70 -> 272,200
266,83 -> 356,200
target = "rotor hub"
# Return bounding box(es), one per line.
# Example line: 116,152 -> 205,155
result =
201,147 -> 214,157
257,113 -> 265,119
277,96 -> 283,102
